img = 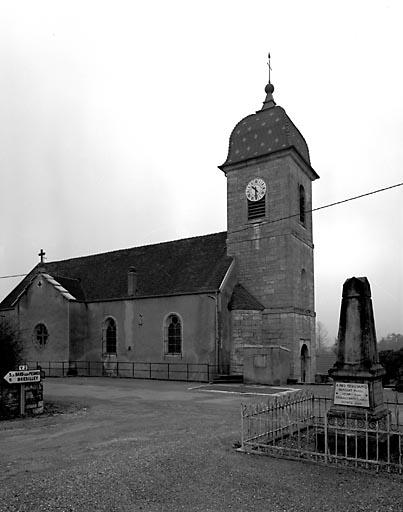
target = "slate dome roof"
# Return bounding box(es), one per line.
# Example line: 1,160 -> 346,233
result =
220,83 -> 311,169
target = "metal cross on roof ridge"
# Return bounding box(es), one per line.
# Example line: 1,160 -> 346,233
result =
38,249 -> 46,263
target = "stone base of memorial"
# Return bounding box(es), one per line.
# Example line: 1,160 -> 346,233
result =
321,364 -> 391,463
327,365 -> 388,423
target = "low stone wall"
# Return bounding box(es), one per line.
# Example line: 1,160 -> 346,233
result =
0,381 -> 44,419
230,310 -> 263,374
242,344 -> 291,385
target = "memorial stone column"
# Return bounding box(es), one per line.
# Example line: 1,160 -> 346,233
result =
328,277 -> 387,421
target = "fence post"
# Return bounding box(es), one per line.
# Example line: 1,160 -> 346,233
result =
324,412 -> 328,463
116,361 -> 119,377
132,362 -> 135,378
149,362 -> 152,379
88,361 -> 91,377
207,364 -> 210,383
241,404 -> 245,450
387,411 -> 391,472
186,363 -> 189,381
62,361 -> 65,377
167,363 -> 170,380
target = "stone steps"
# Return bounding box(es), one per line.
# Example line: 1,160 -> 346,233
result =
212,374 -> 244,384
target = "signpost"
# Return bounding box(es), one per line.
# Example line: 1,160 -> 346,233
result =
3,369 -> 41,415
4,370 -> 41,384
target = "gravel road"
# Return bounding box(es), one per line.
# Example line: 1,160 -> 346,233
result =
0,378 -> 402,511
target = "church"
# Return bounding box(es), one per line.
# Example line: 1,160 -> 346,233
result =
0,76 -> 319,383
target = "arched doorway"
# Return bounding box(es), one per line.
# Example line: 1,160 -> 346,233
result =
300,344 -> 309,383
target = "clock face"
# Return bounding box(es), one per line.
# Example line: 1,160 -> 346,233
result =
245,178 -> 266,202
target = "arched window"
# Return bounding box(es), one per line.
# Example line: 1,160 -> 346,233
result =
164,314 -> 182,355
34,323 -> 48,346
299,185 -> 306,225
105,318 -> 117,354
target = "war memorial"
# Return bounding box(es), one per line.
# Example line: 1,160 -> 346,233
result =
240,277 -> 403,475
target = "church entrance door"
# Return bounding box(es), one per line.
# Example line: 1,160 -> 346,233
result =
300,344 -> 309,383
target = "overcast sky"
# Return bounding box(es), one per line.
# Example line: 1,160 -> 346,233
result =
1,0 -> 402,343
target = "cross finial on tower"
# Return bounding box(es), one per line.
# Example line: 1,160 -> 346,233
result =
262,52 -> 275,110
267,52 -> 272,84
38,249 -> 46,264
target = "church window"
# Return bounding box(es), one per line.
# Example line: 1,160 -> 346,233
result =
34,323 -> 48,346
164,314 -> 182,355
104,318 -> 117,354
247,197 -> 266,220
299,185 -> 306,225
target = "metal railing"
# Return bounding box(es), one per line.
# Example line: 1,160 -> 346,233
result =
27,360 -> 243,383
240,391 -> 403,475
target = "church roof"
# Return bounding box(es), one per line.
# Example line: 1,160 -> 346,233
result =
228,284 -> 264,311
0,232 -> 233,307
220,83 -> 312,170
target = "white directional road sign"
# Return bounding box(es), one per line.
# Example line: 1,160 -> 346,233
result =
4,370 -> 41,384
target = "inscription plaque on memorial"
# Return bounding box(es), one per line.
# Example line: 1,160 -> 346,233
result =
334,382 -> 369,408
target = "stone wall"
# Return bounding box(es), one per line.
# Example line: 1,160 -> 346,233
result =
230,309 -> 262,373
0,381 -> 43,419
226,155 -> 314,312
242,345 -> 291,385
82,293 -> 217,366
17,273 -> 70,362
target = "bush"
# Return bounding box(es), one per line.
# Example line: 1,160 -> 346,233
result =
379,348 -> 403,385
0,319 -> 23,378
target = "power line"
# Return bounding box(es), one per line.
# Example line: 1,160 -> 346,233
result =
312,182 -> 403,214
228,181 -> 403,237
0,181 -> 402,281
0,273 -> 27,280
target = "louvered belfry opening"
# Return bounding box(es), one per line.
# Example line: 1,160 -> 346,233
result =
247,197 -> 266,220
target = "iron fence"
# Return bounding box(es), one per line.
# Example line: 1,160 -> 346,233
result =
240,391 -> 403,475
26,360 -> 242,383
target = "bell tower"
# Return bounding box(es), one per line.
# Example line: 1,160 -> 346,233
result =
219,76 -> 320,382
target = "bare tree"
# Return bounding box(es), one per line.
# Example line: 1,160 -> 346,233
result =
316,321 -> 330,354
